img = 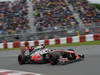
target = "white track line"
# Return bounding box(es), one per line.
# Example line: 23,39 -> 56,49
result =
0,69 -> 43,75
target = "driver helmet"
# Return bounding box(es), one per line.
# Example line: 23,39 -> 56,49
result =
41,44 -> 45,49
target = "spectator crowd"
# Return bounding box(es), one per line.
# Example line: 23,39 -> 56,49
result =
67,0 -> 100,32
0,0 -> 29,34
33,0 -> 79,32
0,0 -> 100,42
33,0 -> 100,34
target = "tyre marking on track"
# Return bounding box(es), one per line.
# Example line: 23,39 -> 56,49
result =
0,69 -> 43,75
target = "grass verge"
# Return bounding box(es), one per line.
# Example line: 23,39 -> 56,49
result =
0,41 -> 100,51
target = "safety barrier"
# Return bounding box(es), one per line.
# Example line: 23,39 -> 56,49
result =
0,34 -> 100,48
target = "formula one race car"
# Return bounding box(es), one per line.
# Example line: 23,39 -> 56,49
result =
18,46 -> 84,65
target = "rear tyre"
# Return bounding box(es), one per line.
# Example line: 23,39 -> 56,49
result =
18,55 -> 26,65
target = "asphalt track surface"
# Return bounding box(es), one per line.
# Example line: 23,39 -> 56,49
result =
0,45 -> 100,75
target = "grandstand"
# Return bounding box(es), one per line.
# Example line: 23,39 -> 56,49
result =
0,0 -> 100,42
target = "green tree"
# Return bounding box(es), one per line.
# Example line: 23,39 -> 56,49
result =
91,3 -> 100,10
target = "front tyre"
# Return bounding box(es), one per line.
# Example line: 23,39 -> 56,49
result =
67,53 -> 76,60
49,55 -> 59,65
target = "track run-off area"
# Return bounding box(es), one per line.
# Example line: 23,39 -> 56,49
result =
0,45 -> 100,75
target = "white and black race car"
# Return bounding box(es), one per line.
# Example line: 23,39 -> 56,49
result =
18,46 -> 84,65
